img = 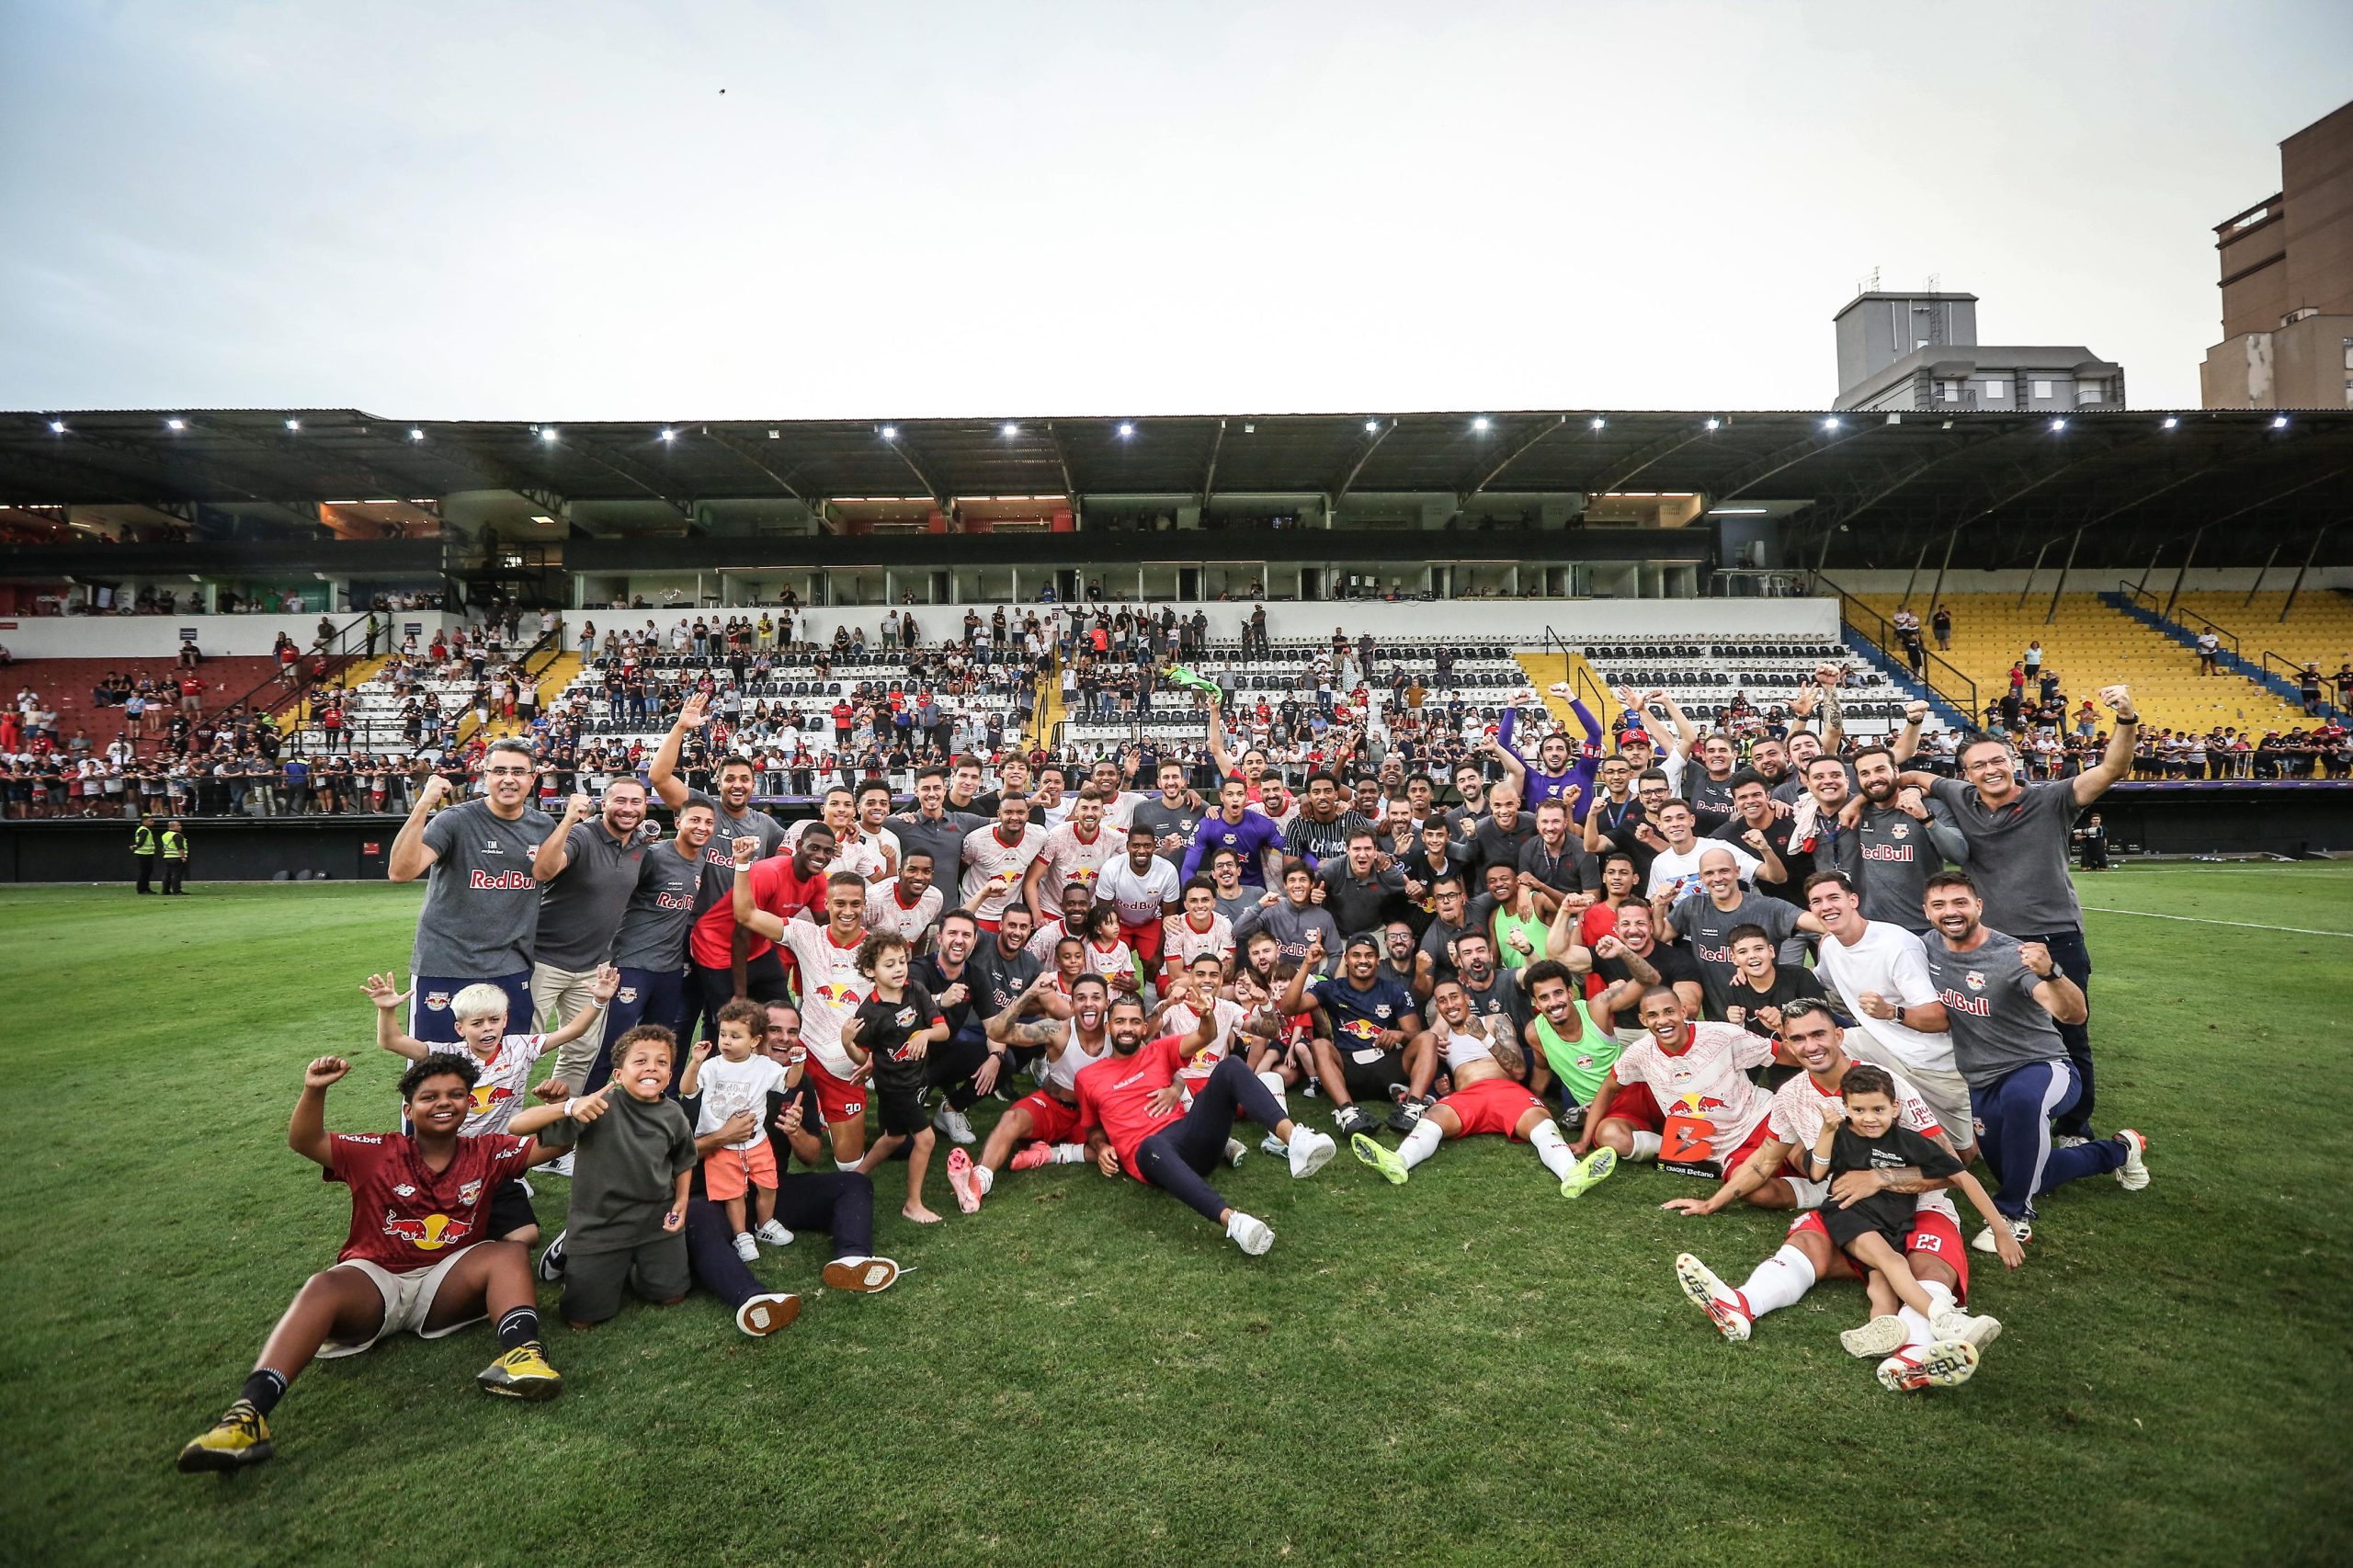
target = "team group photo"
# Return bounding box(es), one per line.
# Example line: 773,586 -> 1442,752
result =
2,5 -> 2347,1565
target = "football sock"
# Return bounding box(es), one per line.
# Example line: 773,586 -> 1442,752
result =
1528,1119 -> 1577,1181
1049,1142 -> 1088,1165
1784,1176 -> 1828,1209
1736,1244 -> 1817,1318
835,1159 -> 862,1174
973,1165 -> 995,1195
240,1368 -> 289,1416
1629,1131 -> 1663,1162
1257,1071 -> 1290,1108
1397,1119 -> 1445,1170
1897,1304 -> 1934,1348
1922,1281 -> 1957,1320
495,1306 -> 541,1351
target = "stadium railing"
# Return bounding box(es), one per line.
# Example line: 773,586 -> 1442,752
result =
205,607 -> 381,727
1815,577 -> 1979,724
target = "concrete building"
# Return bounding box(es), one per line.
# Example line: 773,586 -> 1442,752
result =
1832,290 -> 2125,414
2200,99 -> 2353,410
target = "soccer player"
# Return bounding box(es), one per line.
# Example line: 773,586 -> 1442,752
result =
1026,787 -> 1120,924
388,739 -> 556,1046
1074,996 -> 1338,1256
586,800 -> 724,1086
1522,957 -> 1620,1121
960,793 -> 1046,932
1277,931 -> 1433,1139
1495,685 -> 1604,809
1838,735 -> 1965,933
951,973 -> 1116,1210
864,848 -> 945,947
176,1053 -> 563,1473
648,691 -> 788,858
1180,775 -> 1288,889
1352,977 -> 1614,1195
1160,877 -> 1236,983
1096,825 -> 1183,972
1896,682 -> 2138,1138
1918,871 -> 2149,1251
1807,869 -> 1975,1159
732,853 -> 881,1167
690,824 -> 833,1026
1570,986 -> 1779,1187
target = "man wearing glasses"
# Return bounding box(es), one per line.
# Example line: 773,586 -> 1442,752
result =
389,737 -> 559,1045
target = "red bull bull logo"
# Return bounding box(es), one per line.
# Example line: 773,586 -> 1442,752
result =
809,981 -> 866,1007
382,1209 -> 472,1251
470,1084 -> 515,1116
1339,1018 -> 1381,1040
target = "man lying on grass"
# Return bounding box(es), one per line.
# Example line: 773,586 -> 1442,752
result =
177,1052 -> 566,1475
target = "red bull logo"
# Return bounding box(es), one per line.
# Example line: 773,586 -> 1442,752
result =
382,1209 -> 472,1251
470,1084 -> 515,1116
808,981 -> 866,1007
1670,1093 -> 1730,1118
1339,1018 -> 1381,1040
424,992 -> 450,1012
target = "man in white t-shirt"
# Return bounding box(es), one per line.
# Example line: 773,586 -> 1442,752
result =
1570,985 -> 1779,1187
1804,869 -> 1974,1156
1640,799 -> 1768,903
1663,997 -> 1999,1372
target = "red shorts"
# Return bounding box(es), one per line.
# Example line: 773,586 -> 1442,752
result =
1601,1080 -> 1663,1129
805,1055 -> 868,1127
1121,919 -> 1164,965
702,1139 -> 778,1200
1439,1077 -> 1546,1141
1011,1090 -> 1086,1146
1790,1206 -> 1972,1304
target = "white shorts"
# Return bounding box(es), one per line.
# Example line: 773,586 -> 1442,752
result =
317,1249 -> 483,1358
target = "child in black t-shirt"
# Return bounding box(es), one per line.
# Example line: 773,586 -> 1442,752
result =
1805,1066 -> 2019,1322
843,933 -> 949,1224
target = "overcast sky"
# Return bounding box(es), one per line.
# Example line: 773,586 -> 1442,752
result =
3,1 -> 2347,420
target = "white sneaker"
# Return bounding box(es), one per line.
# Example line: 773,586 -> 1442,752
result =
1226,1212 -> 1274,1256
1932,1308 -> 2004,1350
822,1256 -> 902,1293
756,1220 -> 795,1247
1972,1216 -> 2032,1253
1259,1132 -> 1290,1158
1838,1314 -> 1908,1359
732,1232 -> 759,1263
1673,1253 -> 1752,1344
2113,1128 -> 2151,1190
540,1152 -> 574,1177
735,1291 -> 801,1336
933,1106 -> 976,1146
1223,1137 -> 1247,1167
1287,1128 -> 1337,1178
2051,1134 -> 2090,1150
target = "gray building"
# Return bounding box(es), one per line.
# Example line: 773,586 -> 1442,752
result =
1832,290 -> 2125,414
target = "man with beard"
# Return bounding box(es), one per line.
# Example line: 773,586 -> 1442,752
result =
961,793 -> 1047,932
562,798 -> 720,1092
1493,687 -> 1604,810
1658,845 -> 1823,1018
952,973 -> 1118,1211
529,778 -> 654,1086
1278,931 -> 1433,1139
1463,781 -> 1538,888
1026,787 -> 1121,926
1074,995 -> 1339,1256
649,692 -> 787,859
1516,798 -> 1585,912
915,910 -> 1002,1148
1835,738 -> 1965,933
390,739 -> 557,1047
1710,772 -> 1807,909
863,848 -> 944,948
1286,771 -> 1379,869
1128,758 -> 1208,869
1351,976 -> 1614,1195
1572,901 -> 1704,1035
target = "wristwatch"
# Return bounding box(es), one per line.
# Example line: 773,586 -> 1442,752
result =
1892,1005 -> 1907,1028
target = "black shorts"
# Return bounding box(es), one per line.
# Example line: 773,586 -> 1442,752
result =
488,1176 -> 538,1239
1820,1199 -> 1912,1258
1325,1042 -> 1405,1103
875,1080 -> 929,1139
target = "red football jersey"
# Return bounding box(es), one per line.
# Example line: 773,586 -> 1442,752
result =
324,1131 -> 536,1273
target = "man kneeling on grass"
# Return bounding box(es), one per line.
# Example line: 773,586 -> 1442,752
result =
1352,977 -> 1616,1196
177,1052 -> 566,1474
1074,996 -> 1339,1256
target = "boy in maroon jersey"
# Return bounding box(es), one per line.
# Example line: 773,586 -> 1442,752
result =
176,1052 -> 567,1474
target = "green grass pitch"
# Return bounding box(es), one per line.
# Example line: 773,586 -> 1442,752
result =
1,864 -> 2347,1566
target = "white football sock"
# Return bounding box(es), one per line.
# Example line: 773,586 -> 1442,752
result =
1736,1244 -> 1817,1318
1397,1119 -> 1445,1170
835,1159 -> 861,1174
1529,1119 -> 1577,1181
1258,1070 -> 1290,1110
1922,1281 -> 1957,1320
1784,1176 -> 1828,1210
1897,1304 -> 1934,1347
972,1165 -> 995,1195
1629,1131 -> 1663,1162
1049,1142 -> 1088,1165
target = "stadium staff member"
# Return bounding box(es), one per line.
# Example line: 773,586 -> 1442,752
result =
131,812 -> 159,893
161,818 -> 190,894
389,737 -> 557,1045
1895,681 -> 2135,1142
530,779 -> 653,1091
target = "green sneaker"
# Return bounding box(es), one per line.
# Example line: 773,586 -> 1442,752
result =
1351,1131 -> 1407,1186
1560,1145 -> 1617,1199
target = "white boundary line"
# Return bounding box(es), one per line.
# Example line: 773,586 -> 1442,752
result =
2082,906 -> 2353,939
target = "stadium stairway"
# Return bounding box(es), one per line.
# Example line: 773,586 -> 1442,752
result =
1512,650 -> 1625,735
1837,635 -> 1972,733
1033,658 -> 1065,748
466,652 -> 583,744
2100,593 -> 2347,722
2164,591 -> 2353,718
1859,593 -> 2314,736
288,655 -> 393,729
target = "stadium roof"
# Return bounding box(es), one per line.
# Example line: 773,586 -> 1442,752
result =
4,406 -> 2348,569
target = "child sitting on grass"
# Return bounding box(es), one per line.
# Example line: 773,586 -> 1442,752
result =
360,968 -> 620,1243
506,1026 -> 697,1332
842,932 -> 949,1223
679,999 -> 793,1262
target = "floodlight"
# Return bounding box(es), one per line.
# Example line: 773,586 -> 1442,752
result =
165,417 -> 186,431
285,419 -> 301,432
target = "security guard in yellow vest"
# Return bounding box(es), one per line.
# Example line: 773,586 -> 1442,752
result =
132,814 -> 159,894
161,820 -> 190,895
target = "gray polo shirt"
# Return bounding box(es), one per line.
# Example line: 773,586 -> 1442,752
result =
891,807 -> 985,885
686,789 -> 788,861
412,799 -> 557,978
1853,800 -> 1967,933
535,822 -> 649,971
610,843 -> 728,972
1926,778 -> 2081,934
1921,926 -> 2066,1091
1666,887 -> 1803,1015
